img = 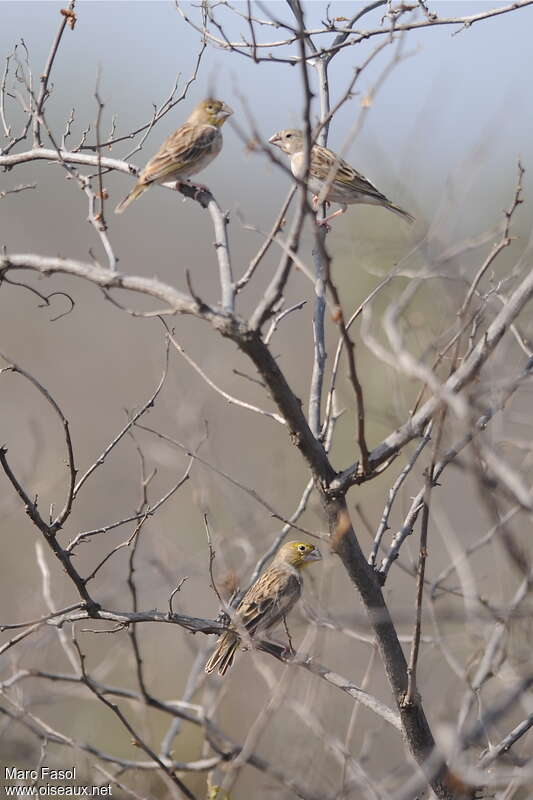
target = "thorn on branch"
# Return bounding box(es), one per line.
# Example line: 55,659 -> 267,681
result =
185,268 -> 208,312
168,577 -> 189,615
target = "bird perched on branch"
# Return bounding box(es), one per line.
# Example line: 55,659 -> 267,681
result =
205,541 -> 322,676
269,128 -> 414,227
115,98 -> 233,214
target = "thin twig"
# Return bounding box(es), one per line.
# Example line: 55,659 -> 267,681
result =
33,1 -> 76,146
203,513 -> 224,607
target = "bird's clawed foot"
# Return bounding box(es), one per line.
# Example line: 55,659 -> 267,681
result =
315,218 -> 332,233
316,205 -> 347,228
175,179 -> 210,202
312,198 -> 346,229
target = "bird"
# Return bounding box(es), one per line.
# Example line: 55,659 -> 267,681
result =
114,98 -> 233,214
204,541 -> 322,676
268,128 -> 414,227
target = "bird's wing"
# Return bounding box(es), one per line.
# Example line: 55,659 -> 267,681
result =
140,123 -> 219,184
238,569 -> 301,637
312,144 -> 389,202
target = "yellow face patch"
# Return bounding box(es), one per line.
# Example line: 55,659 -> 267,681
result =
199,99 -> 233,126
282,541 -> 322,566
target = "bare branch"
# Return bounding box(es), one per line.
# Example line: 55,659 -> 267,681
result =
33,1 -> 76,146
164,322 -> 285,424
0,353 -> 76,531
73,343 -> 170,499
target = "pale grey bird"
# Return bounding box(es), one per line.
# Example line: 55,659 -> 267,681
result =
269,128 -> 414,226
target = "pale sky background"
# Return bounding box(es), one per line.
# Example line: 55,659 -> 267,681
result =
2,0 -> 533,228
1,0 -> 532,325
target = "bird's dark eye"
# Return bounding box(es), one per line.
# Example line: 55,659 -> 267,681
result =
286,133 -> 292,139
298,544 -> 306,552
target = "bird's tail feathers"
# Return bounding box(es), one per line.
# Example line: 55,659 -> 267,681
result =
204,631 -> 239,676
114,182 -> 146,214
386,201 -> 415,224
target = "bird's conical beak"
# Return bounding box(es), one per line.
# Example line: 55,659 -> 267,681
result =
305,547 -> 322,562
268,133 -> 281,146
221,103 -> 233,118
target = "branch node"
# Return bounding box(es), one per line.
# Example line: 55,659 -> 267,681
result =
84,600 -> 102,618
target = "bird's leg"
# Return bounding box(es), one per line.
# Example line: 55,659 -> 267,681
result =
312,195 -> 331,212
318,204 -> 347,227
314,198 -> 336,230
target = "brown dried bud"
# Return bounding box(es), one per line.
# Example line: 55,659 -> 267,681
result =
60,8 -> 77,29
331,306 -> 342,323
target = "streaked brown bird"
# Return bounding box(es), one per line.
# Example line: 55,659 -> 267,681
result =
269,128 -> 414,226
205,541 -> 322,676
115,98 -> 233,214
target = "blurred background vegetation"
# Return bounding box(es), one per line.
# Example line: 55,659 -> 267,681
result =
1,2 -> 533,798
